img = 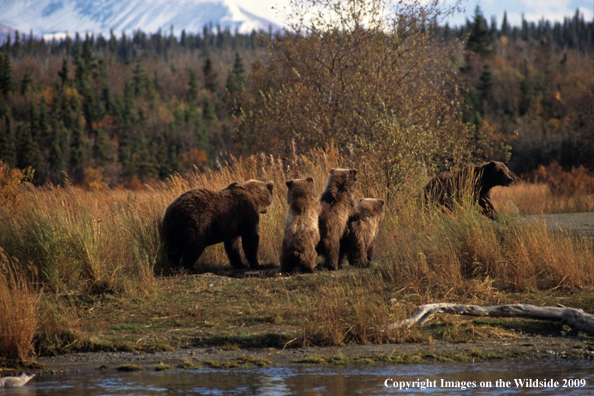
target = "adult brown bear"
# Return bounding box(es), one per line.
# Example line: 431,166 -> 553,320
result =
316,168 -> 358,270
423,161 -> 513,219
340,198 -> 385,268
280,177 -> 320,273
161,180 -> 274,272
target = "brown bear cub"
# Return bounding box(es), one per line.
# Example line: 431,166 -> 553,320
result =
280,177 -> 320,273
316,168 -> 358,270
340,198 -> 385,268
160,180 -> 274,272
423,161 -> 513,219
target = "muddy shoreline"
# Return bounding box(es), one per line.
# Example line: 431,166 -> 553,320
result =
35,335 -> 594,374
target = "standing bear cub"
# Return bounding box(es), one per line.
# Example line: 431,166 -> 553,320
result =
160,180 -> 274,272
340,198 -> 385,268
316,169 -> 358,270
423,161 -> 513,219
280,177 -> 320,273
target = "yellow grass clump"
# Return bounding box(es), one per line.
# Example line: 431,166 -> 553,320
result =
0,249 -> 38,365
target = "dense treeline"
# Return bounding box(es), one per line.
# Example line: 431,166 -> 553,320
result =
0,27 -> 269,186
451,9 -> 594,52
451,8 -> 594,174
0,8 -> 592,187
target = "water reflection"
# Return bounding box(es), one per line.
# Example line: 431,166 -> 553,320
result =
19,359 -> 594,395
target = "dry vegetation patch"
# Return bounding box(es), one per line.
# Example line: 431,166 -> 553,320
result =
1,150 -> 594,368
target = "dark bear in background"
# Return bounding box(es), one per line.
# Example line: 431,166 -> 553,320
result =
280,177 -> 320,273
423,161 -> 513,219
161,180 -> 274,272
340,198 -> 386,268
316,169 -> 358,270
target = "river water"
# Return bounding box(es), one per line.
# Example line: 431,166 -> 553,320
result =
10,359 -> 594,395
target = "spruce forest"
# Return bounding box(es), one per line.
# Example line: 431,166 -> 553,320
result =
0,7 -> 592,188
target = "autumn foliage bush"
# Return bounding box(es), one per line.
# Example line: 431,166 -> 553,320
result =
528,161 -> 594,196
234,0 -> 510,200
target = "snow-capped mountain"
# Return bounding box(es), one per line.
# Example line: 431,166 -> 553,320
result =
0,0 -> 281,40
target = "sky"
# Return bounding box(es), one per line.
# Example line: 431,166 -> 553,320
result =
240,0 -> 594,28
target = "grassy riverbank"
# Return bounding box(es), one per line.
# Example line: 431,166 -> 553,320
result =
1,149 -> 594,368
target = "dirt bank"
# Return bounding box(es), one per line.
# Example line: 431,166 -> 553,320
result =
35,335 -> 594,374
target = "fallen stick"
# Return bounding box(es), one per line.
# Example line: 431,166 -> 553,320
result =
388,303 -> 594,335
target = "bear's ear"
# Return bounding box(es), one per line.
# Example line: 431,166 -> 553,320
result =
286,180 -> 294,188
359,198 -> 364,203
486,161 -> 497,168
350,169 -> 357,176
330,169 -> 337,174
306,177 -> 314,183
266,182 -> 274,192
379,200 -> 385,206
226,182 -> 240,189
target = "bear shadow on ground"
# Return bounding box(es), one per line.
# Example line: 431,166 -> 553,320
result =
161,260 -> 372,279
179,261 -> 280,278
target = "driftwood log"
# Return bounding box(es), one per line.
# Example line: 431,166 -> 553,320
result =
388,303 -> 594,336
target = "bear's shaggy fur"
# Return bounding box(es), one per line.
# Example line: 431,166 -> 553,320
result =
423,161 -> 513,219
316,168 -> 358,270
340,198 -> 385,267
280,177 -> 320,273
160,180 -> 274,272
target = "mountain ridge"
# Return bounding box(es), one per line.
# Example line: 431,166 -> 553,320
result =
0,0 -> 281,40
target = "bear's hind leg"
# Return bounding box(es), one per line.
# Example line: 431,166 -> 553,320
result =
241,231 -> 261,269
224,237 -> 246,269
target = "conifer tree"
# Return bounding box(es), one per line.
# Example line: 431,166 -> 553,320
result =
479,63 -> 493,103
123,75 -> 134,119
519,74 -> 532,116
58,57 -> 70,87
203,55 -> 218,93
466,6 -> 494,58
187,68 -> 199,102
20,70 -> 33,95
226,52 -> 246,95
501,12 -> 511,37
132,58 -> 147,97
152,70 -> 162,95
154,132 -> 169,179
0,53 -> 16,98
81,36 -> 95,73
203,93 -> 216,121
48,118 -> 68,182
38,96 -> 50,148
16,124 -> 42,171
0,98 -> 14,165
74,52 -> 86,88
101,83 -> 118,117
93,127 -> 110,166
69,115 -> 88,181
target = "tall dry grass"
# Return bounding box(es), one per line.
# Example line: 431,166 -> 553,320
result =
491,181 -> 594,215
0,185 -> 160,294
0,248 -> 38,365
1,147 -> 594,349
377,198 -> 594,295
0,146 -> 592,293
